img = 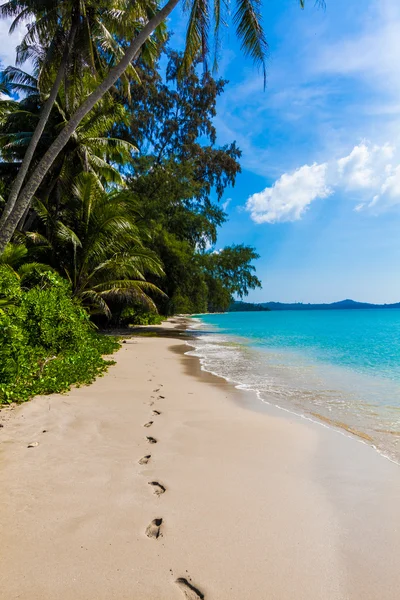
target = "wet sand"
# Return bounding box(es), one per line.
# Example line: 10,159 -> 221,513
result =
1,324 -> 400,599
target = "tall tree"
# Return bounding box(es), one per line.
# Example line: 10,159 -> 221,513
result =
26,172 -> 165,316
202,245 -> 262,312
119,53 -> 243,313
0,0 -> 310,254
0,67 -> 137,226
0,0 -> 165,240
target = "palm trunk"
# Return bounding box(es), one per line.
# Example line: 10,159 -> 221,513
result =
0,21 -> 78,232
0,0 -> 181,256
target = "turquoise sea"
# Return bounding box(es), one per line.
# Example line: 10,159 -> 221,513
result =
188,310 -> 400,463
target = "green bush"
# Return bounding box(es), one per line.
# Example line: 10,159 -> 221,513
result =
120,306 -> 164,326
0,266 -> 120,404
0,266 -> 21,307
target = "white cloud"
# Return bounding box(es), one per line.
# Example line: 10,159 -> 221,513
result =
246,163 -> 332,224
0,18 -> 28,68
246,141 -> 400,223
337,143 -> 395,190
222,198 -> 232,211
380,165 -> 400,199
313,3 -> 400,96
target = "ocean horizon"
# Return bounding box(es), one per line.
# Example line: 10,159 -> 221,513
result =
188,309 -> 400,464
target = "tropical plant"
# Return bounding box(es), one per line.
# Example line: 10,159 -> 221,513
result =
0,0 -> 312,254
0,242 -> 56,301
0,67 -> 137,226
27,172 -> 166,316
202,245 -> 262,312
0,0 -> 165,237
0,265 -> 119,404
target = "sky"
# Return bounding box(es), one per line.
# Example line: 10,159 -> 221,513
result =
1,0 -> 400,303
201,0 -> 400,303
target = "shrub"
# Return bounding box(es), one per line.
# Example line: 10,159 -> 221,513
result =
0,266 -> 21,307
120,306 -> 164,326
0,266 -> 119,404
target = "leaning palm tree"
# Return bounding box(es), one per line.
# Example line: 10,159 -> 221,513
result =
0,0 -> 310,254
0,68 -> 137,204
0,0 -> 164,236
28,172 -> 166,317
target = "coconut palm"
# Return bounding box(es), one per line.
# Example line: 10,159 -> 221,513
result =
0,0 -> 311,254
0,0 -> 165,237
0,67 -> 137,230
27,172 -> 166,316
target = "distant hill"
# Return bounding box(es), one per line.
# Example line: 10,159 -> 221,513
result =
228,301 -> 270,312
260,299 -> 400,311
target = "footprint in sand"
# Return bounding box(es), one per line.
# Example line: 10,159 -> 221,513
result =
158,395 -> 165,399
138,455 -> 151,465
153,388 -> 160,392
175,578 -> 205,599
145,518 -> 163,539
146,436 -> 157,444
143,421 -> 154,428
148,481 -> 166,496
153,410 -> 161,416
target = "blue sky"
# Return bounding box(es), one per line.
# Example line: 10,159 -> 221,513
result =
1,0 -> 400,303
205,0 -> 400,303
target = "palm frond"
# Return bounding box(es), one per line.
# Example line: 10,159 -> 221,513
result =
2,66 -> 38,92
181,0 -> 210,75
24,231 -> 51,246
78,289 -> 112,317
54,222 -> 82,248
233,0 -> 268,86
0,243 -> 28,267
18,261 -> 55,281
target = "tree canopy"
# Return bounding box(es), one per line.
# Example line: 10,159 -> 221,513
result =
1,46 -> 262,320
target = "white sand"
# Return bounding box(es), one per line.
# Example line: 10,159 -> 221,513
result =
1,327 -> 400,599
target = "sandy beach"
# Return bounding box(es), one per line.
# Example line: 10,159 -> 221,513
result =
1,320 -> 400,600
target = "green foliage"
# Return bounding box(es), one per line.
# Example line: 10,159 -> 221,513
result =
28,172 -> 166,317
0,45 -> 262,328
229,300 -> 270,312
0,266 -> 119,404
0,265 -> 21,307
120,306 -> 164,326
202,245 -> 262,312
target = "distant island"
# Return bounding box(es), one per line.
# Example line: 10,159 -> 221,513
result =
229,299 -> 400,312
228,301 -> 270,312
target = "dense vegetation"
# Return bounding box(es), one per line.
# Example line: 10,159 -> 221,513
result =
0,0 -> 307,402
0,266 -> 119,404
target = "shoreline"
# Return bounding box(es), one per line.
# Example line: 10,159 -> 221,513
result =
1,323 -> 400,598
186,334 -> 400,467
186,315 -> 400,465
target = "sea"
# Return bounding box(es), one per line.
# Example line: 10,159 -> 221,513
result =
187,309 -> 400,464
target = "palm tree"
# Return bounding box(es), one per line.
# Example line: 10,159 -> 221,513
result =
0,67 -> 137,230
0,71 -> 137,170
0,0 -> 309,254
0,0 -> 165,237
27,172 -> 166,316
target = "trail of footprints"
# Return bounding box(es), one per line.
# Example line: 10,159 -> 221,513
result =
139,379 -> 205,599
